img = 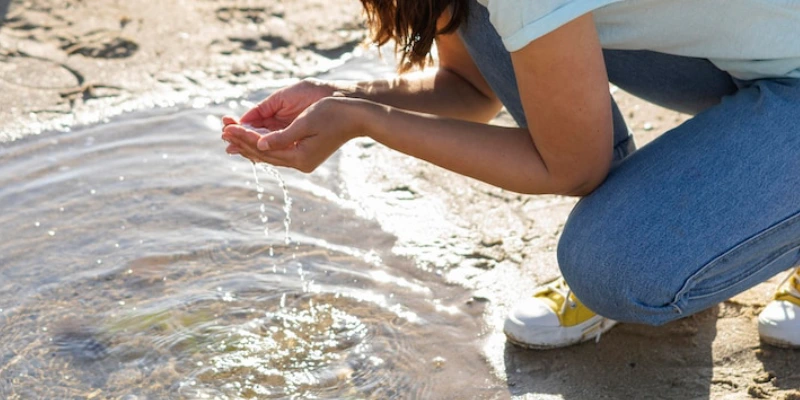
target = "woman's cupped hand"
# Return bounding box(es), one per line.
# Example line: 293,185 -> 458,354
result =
221,82 -> 373,173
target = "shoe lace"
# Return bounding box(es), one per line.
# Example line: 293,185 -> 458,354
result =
534,278 -> 577,316
777,268 -> 800,298
536,277 -> 606,343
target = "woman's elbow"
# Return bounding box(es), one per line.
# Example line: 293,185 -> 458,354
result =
554,162 -> 612,197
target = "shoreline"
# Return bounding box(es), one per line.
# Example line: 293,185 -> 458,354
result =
0,0 -> 364,141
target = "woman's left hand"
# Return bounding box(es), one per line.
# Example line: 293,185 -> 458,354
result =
222,97 -> 371,173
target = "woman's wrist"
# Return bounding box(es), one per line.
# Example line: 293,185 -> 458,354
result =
308,96 -> 384,142
313,78 -> 358,99
346,98 -> 386,141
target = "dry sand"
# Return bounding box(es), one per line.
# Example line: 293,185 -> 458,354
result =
2,0 -> 798,399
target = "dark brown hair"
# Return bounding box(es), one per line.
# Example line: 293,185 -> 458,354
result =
359,0 -> 470,72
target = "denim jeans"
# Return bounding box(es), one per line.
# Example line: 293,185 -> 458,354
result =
458,1 -> 800,325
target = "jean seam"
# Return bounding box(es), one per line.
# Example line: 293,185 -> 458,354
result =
668,209 -> 800,311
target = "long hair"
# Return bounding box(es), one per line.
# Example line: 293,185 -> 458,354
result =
359,0 -> 470,72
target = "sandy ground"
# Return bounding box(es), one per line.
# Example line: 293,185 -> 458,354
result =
2,0 -> 799,399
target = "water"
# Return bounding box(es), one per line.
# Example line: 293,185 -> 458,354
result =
251,162 -> 292,245
0,58 -> 507,399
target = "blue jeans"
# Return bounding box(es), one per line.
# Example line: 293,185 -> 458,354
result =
458,2 -> 800,325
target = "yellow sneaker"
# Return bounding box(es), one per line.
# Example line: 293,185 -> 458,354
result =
504,277 -> 617,349
758,267 -> 800,348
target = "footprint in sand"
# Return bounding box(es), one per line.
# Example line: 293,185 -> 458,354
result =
215,6 -> 285,24
58,29 -> 139,59
0,50 -> 82,90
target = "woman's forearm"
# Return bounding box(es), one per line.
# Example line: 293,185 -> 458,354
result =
332,67 -> 503,124
358,101 -> 610,196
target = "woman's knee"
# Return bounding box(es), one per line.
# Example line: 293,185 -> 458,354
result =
556,198 -> 688,326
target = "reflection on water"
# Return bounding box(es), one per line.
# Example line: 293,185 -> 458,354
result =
0,58 -> 506,399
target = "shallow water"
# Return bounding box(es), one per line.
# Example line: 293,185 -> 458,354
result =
0,58 -> 506,399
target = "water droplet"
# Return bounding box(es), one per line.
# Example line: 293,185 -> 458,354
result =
96,259 -> 103,264
115,243 -> 120,248
34,221 -> 40,227
162,153 -> 169,159
90,189 -> 96,195
118,301 -> 125,306
47,230 -> 56,236
119,176 -> 125,181
59,207 -> 65,212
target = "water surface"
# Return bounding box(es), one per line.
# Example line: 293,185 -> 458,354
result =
0,59 -> 507,399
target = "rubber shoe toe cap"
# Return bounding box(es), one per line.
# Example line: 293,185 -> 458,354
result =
758,300 -> 800,348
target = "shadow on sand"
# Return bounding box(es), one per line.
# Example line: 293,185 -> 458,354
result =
503,307 -> 719,399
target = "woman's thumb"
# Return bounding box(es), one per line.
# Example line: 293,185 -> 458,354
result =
257,128 -> 295,151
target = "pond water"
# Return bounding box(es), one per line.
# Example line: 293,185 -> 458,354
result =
0,57 -> 507,399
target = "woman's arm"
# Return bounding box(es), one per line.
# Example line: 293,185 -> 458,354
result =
332,13 -> 503,123
508,14 -> 613,197
347,15 -> 613,195
231,12 -> 501,131
226,14 -> 613,196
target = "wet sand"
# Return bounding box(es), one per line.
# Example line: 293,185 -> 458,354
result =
2,0 -> 799,399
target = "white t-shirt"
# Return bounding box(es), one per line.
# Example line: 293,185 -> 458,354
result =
476,0 -> 800,80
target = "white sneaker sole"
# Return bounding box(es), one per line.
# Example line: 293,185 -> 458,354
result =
504,316 -> 617,350
758,300 -> 800,349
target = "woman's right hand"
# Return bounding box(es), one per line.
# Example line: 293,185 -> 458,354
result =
224,78 -> 337,131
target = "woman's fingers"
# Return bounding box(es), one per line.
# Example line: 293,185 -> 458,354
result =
222,124 -> 262,148
240,94 -> 282,125
256,127 -> 303,151
237,144 -> 293,168
222,124 -> 296,166
225,143 -> 241,155
222,115 -> 239,127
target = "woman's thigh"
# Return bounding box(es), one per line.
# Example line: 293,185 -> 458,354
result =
559,79 -> 800,325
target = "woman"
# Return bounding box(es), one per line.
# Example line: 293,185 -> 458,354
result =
222,0 -> 800,349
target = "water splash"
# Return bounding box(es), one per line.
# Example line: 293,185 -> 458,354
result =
251,162 -> 293,245
242,123 -> 292,246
